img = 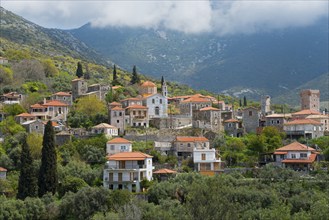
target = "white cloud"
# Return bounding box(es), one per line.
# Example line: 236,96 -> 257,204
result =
2,0 -> 328,34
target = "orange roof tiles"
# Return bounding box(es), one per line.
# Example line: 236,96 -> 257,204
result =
54,92 -> 71,96
109,102 -> 122,106
284,119 -> 321,125
111,106 -> 124,110
43,100 -> 68,107
181,97 -> 211,103
275,142 -> 315,152
30,103 -> 46,109
107,151 -> 152,161
224,119 -> 239,123
72,78 -> 84,82
176,136 -> 209,142
141,81 -> 156,87
273,151 -> 288,155
200,107 -> 220,111
125,105 -> 148,109
153,168 -> 177,174
266,113 -> 292,118
121,97 -> 142,101
0,167 -> 7,172
282,153 -> 317,164
107,137 -> 132,144
292,109 -> 321,115
16,113 -> 35,117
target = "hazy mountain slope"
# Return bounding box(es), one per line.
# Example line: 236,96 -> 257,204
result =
69,19 -> 328,99
0,7 -> 107,64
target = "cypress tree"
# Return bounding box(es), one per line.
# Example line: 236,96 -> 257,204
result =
113,64 -> 118,85
161,76 -> 164,86
130,65 -> 140,84
76,62 -> 83,78
239,99 -> 242,107
38,121 -> 58,197
17,136 -> 37,199
243,96 -> 247,107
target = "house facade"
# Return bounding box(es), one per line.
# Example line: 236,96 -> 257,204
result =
91,123 -> 118,138
142,93 -> 168,118
173,136 -> 209,158
179,96 -> 212,117
103,152 -> 153,192
51,92 -> 72,106
22,119 -> 45,134
106,137 -> 132,155
15,113 -> 37,124
300,89 -> 320,112
109,102 -> 125,135
265,113 -> 292,131
224,119 -> 243,137
284,119 -> 323,139
273,142 -> 318,171
242,107 -> 260,133
192,107 -> 222,132
125,105 -> 149,127
193,148 -> 223,176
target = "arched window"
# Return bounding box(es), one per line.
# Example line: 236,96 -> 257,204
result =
155,107 -> 160,115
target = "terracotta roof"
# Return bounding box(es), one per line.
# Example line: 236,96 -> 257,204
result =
224,119 -> 239,123
292,109 -> 321,115
107,137 -> 132,144
43,100 -> 68,107
0,167 -> 7,172
176,136 -> 209,142
16,113 -> 35,117
306,115 -> 329,119
30,103 -> 46,109
273,151 -> 288,155
153,168 -> 177,174
43,121 -> 59,127
266,113 -> 292,118
72,78 -> 84,82
107,151 -> 152,161
282,153 -> 317,164
181,97 -> 211,103
284,119 -> 321,125
125,105 -> 148,109
109,102 -> 122,106
93,123 -> 116,129
121,97 -> 142,101
111,106 -> 124,110
54,92 -> 71,96
112,86 -> 122,90
2,92 -> 21,98
275,142 -> 315,152
200,107 -> 220,111
141,81 -> 156,87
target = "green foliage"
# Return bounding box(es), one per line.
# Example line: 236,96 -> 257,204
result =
22,81 -> 47,93
38,121 -> 58,197
75,95 -> 107,117
130,65 -> 140,84
0,116 -> 25,136
42,59 -> 59,77
50,72 -> 74,92
0,65 -> 13,85
17,136 -> 38,199
2,104 -> 25,116
26,132 -> 43,160
4,48 -> 31,61
58,176 -> 88,197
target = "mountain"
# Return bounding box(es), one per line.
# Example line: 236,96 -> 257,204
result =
69,19 -> 328,100
0,7 -> 107,65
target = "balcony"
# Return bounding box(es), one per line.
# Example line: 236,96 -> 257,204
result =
105,164 -> 147,170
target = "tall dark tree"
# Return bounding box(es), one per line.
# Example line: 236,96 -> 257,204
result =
130,65 -> 140,84
84,63 -> 90,79
239,99 -> 242,107
161,76 -> 164,86
112,64 -> 118,86
38,121 -> 58,197
17,136 -> 37,199
243,96 -> 247,107
76,62 -> 83,78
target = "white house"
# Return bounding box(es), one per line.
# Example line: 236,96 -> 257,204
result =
283,119 -> 323,139
106,137 -> 132,155
0,167 -> 7,179
193,148 -> 223,176
273,142 -> 318,171
103,152 -> 153,192
91,123 -> 118,138
30,100 -> 69,121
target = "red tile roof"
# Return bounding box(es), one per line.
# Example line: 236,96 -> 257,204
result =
292,109 -> 321,115
200,107 -> 220,111
109,102 -> 122,106
275,142 -> 315,152
30,103 -> 46,109
266,113 -> 292,118
107,151 -> 152,161
176,136 -> 209,142
282,153 -> 317,164
54,92 -> 71,96
153,168 -> 177,174
273,151 -> 288,155
0,167 -> 7,172
107,137 -> 132,144
111,106 -> 124,110
43,100 -> 68,107
284,119 -> 321,125
72,78 -> 84,82
140,81 -> 156,87
181,97 -> 211,103
16,113 -> 35,117
224,119 -> 239,123
125,105 -> 148,109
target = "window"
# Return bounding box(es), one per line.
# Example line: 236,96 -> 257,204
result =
249,111 -> 252,116
152,99 -> 155,104
300,153 -> 307,158
117,120 -> 119,123
201,153 -> 206,160
155,107 -> 160,115
110,145 -> 115,150
133,111 -> 136,115
277,120 -> 280,124
121,146 -> 127,150
187,143 -> 191,148
160,99 -> 162,104
119,112 -> 122,116
114,112 -> 117,117
291,154 -> 296,159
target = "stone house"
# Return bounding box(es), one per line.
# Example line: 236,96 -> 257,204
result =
306,114 -> 329,132
51,92 -> 72,106
284,119 -> 323,139
103,152 -> 153,192
22,119 -> 45,134
265,113 -> 292,131
179,95 -> 212,116
242,107 -> 260,134
173,136 -> 209,158
224,119 -> 243,137
121,97 -> 143,108
300,89 -> 320,112
71,78 -> 88,101
0,92 -> 23,104
91,123 -> 118,138
192,106 -> 222,132
125,105 -> 149,128
109,102 -> 125,135
292,109 -> 321,120
15,113 -> 37,124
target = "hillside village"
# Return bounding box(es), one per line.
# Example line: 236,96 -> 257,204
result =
1,53 -> 328,195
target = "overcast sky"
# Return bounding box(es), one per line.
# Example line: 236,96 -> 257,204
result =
2,1 -> 328,35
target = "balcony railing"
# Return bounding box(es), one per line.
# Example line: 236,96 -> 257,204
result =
105,165 -> 147,170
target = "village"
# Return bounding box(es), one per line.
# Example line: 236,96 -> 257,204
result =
1,73 -> 328,193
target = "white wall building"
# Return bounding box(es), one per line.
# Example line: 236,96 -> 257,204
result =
142,93 -> 168,118
193,148 -> 222,176
106,137 -> 132,155
91,123 -> 118,138
103,152 -> 153,192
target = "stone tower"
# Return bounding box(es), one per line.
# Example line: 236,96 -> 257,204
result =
261,95 -> 271,115
71,78 -> 87,101
109,102 -> 125,135
161,76 -> 168,97
300,89 -> 320,112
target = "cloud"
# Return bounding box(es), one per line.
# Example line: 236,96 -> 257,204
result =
2,0 -> 328,34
